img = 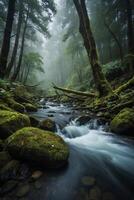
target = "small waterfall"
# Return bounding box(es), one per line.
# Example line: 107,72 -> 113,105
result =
57,119 -> 134,177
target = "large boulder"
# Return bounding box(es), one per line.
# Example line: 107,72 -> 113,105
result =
39,118 -> 56,132
6,127 -> 69,168
0,110 -> 30,139
110,108 -> 134,135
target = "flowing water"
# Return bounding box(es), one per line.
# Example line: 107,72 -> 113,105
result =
30,102 -> 134,200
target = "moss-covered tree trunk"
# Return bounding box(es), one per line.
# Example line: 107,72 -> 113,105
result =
73,0 -> 112,96
0,0 -> 16,78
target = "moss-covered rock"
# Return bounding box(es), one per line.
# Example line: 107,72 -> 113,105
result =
24,103 -> 37,112
39,118 -> 56,132
0,110 -> 30,139
110,108 -> 134,135
0,103 -> 13,111
14,85 -> 33,103
6,99 -> 25,113
76,115 -> 91,125
6,127 -> 69,168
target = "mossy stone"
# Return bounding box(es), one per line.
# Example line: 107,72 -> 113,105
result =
0,103 -> 13,111
6,127 -> 69,168
110,108 -> 134,135
0,110 -> 30,139
24,103 -> 37,112
39,118 -> 56,132
7,99 -> 25,113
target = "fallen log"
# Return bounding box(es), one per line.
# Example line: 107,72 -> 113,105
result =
115,76 -> 134,94
53,84 -> 96,98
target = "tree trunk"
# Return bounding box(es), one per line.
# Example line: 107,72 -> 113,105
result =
0,0 -> 16,78
73,0 -> 112,96
11,8 -> 29,81
6,0 -> 23,78
125,0 -> 134,54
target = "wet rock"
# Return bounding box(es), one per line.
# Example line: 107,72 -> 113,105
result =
24,103 -> 37,112
0,151 -> 11,170
39,118 -> 56,132
89,186 -> 101,200
0,110 -> 30,139
48,114 -> 54,117
81,176 -> 96,187
31,170 -> 43,180
43,105 -> 49,109
17,163 -> 31,180
76,115 -> 91,125
0,160 -> 20,181
110,108 -> 134,135
29,116 -> 39,127
34,180 -> 42,189
16,183 -> 30,197
0,180 -> 18,195
6,127 -> 69,168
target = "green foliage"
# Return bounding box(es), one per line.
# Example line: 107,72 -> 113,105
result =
102,60 -> 126,80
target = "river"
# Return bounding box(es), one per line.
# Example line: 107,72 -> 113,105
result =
30,101 -> 134,200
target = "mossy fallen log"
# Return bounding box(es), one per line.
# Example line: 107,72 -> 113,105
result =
115,76 -> 134,94
53,84 -> 96,98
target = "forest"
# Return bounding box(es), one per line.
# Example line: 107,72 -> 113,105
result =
0,0 -> 134,200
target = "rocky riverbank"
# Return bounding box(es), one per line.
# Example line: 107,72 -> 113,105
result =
0,81 -> 69,199
0,79 -> 134,199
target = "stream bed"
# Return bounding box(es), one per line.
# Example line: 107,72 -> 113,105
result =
29,102 -> 134,200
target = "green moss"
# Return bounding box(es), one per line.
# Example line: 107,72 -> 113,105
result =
6,98 -> 25,113
110,108 -> 134,135
0,103 -> 13,111
6,127 -> 69,168
115,76 -> 134,94
14,85 -> 33,101
0,110 -> 30,139
39,118 -> 56,132
24,103 -> 37,112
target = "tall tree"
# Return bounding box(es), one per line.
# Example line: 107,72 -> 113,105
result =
11,6 -> 29,81
73,0 -> 112,96
6,0 -> 23,78
0,0 -> 16,78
